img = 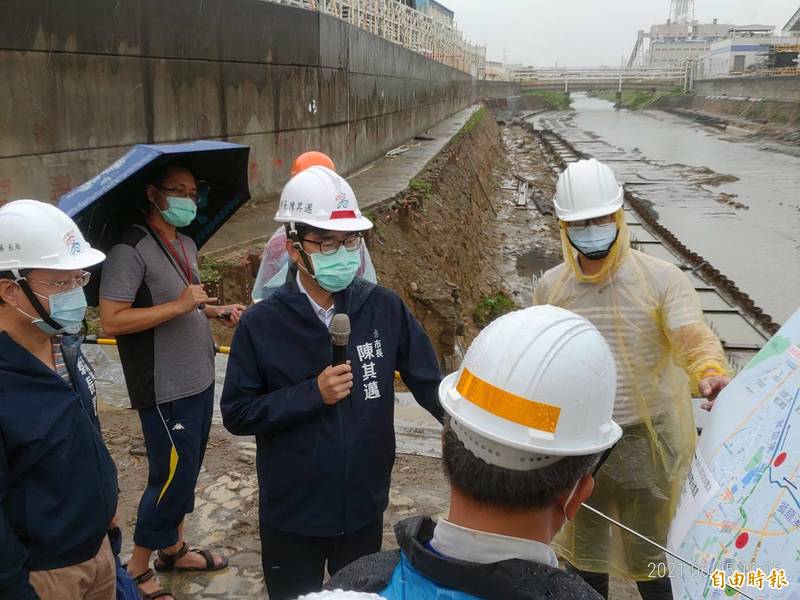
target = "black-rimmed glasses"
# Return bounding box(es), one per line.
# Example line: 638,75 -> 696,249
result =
301,234 -> 362,255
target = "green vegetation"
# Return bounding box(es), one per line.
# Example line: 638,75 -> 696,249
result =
521,90 -> 572,110
623,90 -> 659,110
409,178 -> 433,196
198,257 -> 224,283
362,208 -> 377,224
474,292 -> 516,328
450,106 -> 487,145
592,87 -> 689,110
84,306 -> 101,337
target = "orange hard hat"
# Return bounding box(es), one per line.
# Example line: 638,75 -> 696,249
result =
290,151 -> 336,176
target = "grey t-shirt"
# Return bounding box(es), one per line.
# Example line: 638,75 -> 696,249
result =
100,225 -> 215,409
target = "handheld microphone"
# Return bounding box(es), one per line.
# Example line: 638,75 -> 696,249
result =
330,314 -> 351,366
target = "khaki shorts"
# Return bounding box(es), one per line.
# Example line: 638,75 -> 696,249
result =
29,536 -> 116,600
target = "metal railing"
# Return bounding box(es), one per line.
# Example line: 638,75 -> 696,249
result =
509,67 -> 686,83
269,0 -> 486,75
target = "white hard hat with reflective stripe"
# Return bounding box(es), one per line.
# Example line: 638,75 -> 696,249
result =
0,199 -> 105,272
275,166 -> 373,232
439,305 -> 622,471
553,158 -> 623,222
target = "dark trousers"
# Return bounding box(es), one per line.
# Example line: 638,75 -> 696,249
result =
567,563 -> 673,600
260,519 -> 384,600
133,385 -> 214,549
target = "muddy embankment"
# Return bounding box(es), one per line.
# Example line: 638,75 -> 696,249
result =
591,89 -> 800,146
203,105 -> 564,370
652,93 -> 800,144
366,107 -> 513,372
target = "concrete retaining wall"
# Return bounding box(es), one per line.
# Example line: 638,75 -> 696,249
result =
694,76 -> 800,102
0,0 -> 473,203
473,81 -> 522,98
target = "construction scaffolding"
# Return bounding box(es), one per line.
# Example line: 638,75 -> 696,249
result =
758,43 -> 800,76
270,0 -> 486,76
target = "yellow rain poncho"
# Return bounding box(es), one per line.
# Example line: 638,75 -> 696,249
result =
533,210 -> 729,580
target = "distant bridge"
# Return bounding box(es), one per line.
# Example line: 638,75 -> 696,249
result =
511,67 -> 687,92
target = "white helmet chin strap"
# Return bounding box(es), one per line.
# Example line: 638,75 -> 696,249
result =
287,221 -> 317,278
554,479 -> 582,538
9,268 -> 63,331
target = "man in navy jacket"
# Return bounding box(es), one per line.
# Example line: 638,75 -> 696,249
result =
221,166 -> 443,600
0,200 -> 118,600
327,306 -> 620,600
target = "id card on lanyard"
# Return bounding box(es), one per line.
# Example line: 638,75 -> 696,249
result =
143,220 -> 195,286
156,229 -> 194,285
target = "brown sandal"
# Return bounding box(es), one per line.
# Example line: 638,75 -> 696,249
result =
154,541 -> 229,573
131,568 -> 173,600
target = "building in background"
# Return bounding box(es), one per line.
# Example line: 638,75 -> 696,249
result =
776,7 -> 800,75
703,25 -> 795,77
485,60 -> 509,80
630,1 -> 800,78
469,44 -> 487,79
630,18 -> 734,69
414,0 -> 454,25
272,0 -> 483,75
783,6 -> 800,35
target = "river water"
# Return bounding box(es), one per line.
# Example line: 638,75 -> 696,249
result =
534,94 -> 800,325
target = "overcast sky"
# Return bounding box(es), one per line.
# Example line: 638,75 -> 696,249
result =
445,0 -> 799,66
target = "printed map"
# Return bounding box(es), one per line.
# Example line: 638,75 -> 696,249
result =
669,309 -> 800,599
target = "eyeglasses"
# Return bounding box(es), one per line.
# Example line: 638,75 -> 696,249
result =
301,234 -> 362,255
567,215 -> 616,231
159,186 -> 198,202
24,271 -> 92,292
591,444 -> 616,477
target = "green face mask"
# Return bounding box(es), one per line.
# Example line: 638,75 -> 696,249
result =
310,246 -> 361,292
160,196 -> 197,227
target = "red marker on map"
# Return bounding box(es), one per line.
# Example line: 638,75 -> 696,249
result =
774,452 -> 788,467
735,532 -> 749,549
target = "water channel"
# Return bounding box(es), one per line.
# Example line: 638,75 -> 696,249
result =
534,93 -> 800,325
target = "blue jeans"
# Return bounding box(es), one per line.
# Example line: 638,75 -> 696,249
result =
133,385 -> 214,549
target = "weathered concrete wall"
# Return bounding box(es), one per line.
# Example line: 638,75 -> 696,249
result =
473,81 -> 522,99
0,0 -> 473,203
694,76 -> 800,103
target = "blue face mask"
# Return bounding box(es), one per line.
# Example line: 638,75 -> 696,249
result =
17,286 -> 88,335
567,223 -> 618,260
160,196 -> 197,227
310,246 -> 362,292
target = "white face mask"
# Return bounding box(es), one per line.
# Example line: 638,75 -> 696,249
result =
567,223 -> 618,259
556,479 -> 582,537
15,286 -> 88,335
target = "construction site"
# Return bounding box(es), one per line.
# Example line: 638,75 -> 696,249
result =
2,0 -> 800,599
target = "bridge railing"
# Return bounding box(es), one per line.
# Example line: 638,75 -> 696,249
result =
510,67 -> 686,82
267,0 -> 485,75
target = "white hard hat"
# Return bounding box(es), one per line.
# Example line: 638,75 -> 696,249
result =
439,305 -> 622,471
553,158 -> 623,222
275,166 -> 373,232
295,591 -> 385,600
0,200 -> 105,273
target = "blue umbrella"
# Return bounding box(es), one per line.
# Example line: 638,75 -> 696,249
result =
58,140 -> 250,304
60,140 -> 250,251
